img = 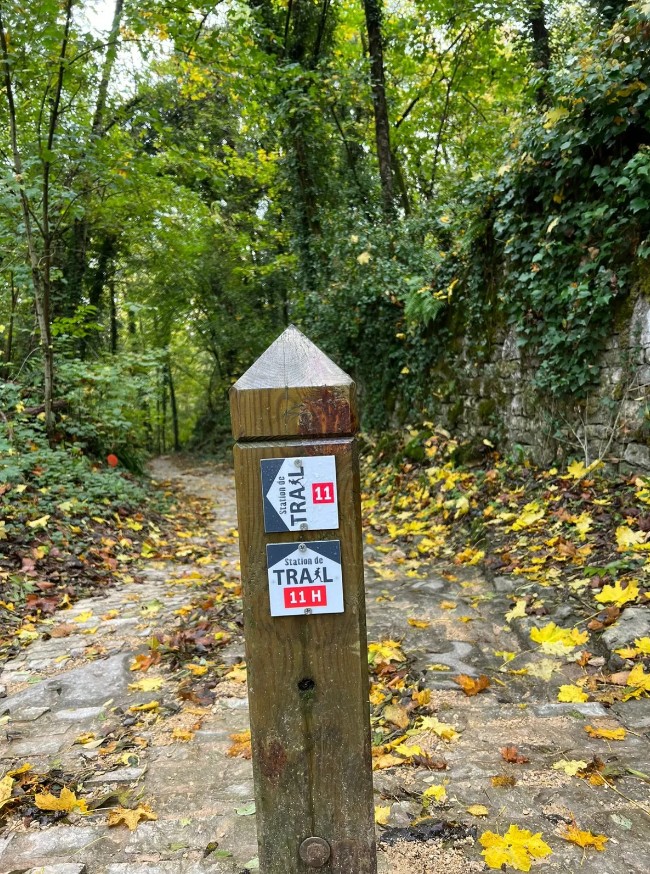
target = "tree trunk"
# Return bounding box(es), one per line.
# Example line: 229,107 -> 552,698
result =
529,1 -> 551,107
362,0 -> 396,217
64,0 -> 124,305
32,274 -> 55,437
92,0 -> 124,137
166,359 -> 180,452
160,369 -> 167,454
2,272 -> 17,378
0,9 -> 58,438
109,279 -> 118,353
391,150 -> 410,215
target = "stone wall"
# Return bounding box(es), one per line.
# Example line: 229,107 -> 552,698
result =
432,285 -> 650,471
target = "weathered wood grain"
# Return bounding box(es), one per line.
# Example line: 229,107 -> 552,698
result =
230,325 -> 358,441
230,326 -> 376,874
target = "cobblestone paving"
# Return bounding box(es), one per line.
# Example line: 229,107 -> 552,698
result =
1,458 -> 649,874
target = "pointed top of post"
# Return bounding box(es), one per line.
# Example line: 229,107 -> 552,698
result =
230,325 -> 358,441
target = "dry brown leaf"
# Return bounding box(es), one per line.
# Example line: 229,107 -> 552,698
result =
130,653 -> 158,672
383,703 -> 410,729
500,746 -> 530,764
454,674 -> 490,696
412,753 -> 447,770
372,753 -> 405,771
107,803 -> 157,830
608,671 -> 631,686
50,624 -> 75,638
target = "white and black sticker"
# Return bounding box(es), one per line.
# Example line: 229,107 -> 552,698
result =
261,456 -> 338,533
266,540 -> 343,616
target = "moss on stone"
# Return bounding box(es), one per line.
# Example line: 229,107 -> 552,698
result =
478,398 -> 497,424
448,398 -> 464,429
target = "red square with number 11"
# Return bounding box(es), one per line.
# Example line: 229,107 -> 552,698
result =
312,482 -> 335,504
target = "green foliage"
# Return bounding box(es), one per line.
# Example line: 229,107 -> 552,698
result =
424,4 -> 650,399
1,0 -> 648,455
0,380 -> 157,545
57,353 -> 164,471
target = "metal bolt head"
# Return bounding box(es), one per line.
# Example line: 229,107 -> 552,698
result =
299,836 -> 330,867
300,522 -> 308,531
294,457 -> 303,468
299,542 -> 307,551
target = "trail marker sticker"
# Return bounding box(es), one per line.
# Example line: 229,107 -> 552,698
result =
266,540 -> 343,616
261,456 -> 338,533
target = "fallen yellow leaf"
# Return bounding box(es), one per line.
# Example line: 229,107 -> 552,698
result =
171,728 -> 194,742
560,823 -> 607,851
412,689 -> 431,707
393,743 -> 423,758
407,617 -> 431,628
73,610 -> 94,623
7,763 -> 32,777
372,753 -> 405,770
375,805 -> 391,825
530,622 -> 588,655
491,775 -> 516,788
480,824 -> 552,871
422,784 -> 446,804
467,804 -> 489,817
615,525 -> 645,551
526,659 -> 558,681
128,677 -> 164,693
626,663 -> 650,693
418,715 -> 460,741
557,684 -> 589,703
0,775 -> 14,810
505,599 -> 527,622
511,502 -> 545,531
369,640 -> 405,665
595,579 -> 639,608
107,803 -> 157,830
634,636 -> 650,655
227,730 -> 252,759
615,645 -> 641,659
74,733 -> 96,745
225,664 -> 247,683
35,787 -> 88,814
585,725 -> 626,741
129,700 -> 159,713
552,759 -> 588,776
454,674 -> 490,696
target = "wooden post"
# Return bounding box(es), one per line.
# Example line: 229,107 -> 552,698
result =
230,325 -> 376,874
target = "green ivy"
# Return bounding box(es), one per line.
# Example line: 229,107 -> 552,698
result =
428,5 -> 650,399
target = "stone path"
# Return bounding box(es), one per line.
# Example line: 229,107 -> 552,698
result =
1,457 -> 649,874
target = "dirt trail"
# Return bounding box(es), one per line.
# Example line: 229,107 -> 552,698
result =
1,457 -> 648,874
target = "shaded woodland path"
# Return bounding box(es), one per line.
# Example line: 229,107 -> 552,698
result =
1,457 -> 648,874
